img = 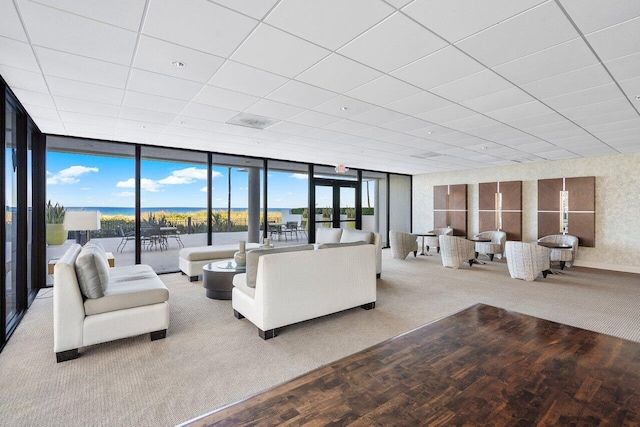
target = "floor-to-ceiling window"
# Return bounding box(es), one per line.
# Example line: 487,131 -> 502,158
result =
140,147 -> 208,273
4,99 -> 19,331
311,166 -> 360,237
362,171 -> 388,247
389,174 -> 412,234
266,160 -> 309,246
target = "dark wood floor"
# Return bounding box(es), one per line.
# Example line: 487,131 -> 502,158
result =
189,304 -> 640,426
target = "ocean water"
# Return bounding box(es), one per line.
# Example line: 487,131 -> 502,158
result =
66,207 -> 292,216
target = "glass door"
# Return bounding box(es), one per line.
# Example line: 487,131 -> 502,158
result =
313,179 -> 358,230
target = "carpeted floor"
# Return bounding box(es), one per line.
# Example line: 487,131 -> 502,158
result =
1,250 -> 639,426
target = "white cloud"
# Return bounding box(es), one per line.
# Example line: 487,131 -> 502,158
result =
291,173 -> 308,180
81,187 -> 90,191
113,191 -> 135,197
158,167 -> 213,185
116,178 -> 161,192
200,186 -> 207,193
46,165 -> 98,185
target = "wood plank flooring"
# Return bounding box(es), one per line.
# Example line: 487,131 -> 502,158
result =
188,304 -> 640,426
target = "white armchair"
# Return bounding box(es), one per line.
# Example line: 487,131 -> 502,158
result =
439,235 -> 476,269
537,234 -> 579,269
424,227 -> 453,254
505,241 -> 551,281
389,231 -> 418,260
474,230 -> 507,261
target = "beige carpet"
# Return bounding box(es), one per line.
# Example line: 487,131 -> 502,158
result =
1,251 -> 639,426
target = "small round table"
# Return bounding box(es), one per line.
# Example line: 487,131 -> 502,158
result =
202,260 -> 246,300
413,233 -> 436,256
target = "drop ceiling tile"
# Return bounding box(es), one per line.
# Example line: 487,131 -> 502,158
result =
250,129 -> 291,142
180,102 -> 237,123
288,110 -> 342,127
381,117 -> 432,133
0,37 -> 39,71
164,125 -> 211,140
571,145 -> 619,157
466,123 -> 515,138
11,88 -> 55,109
115,119 -> 166,132
525,121 -> 587,140
417,104 -> 476,123
128,69 -> 204,101
516,141 -> 560,154
169,116 -> 224,132
24,105 -> 59,121
385,91 -> 452,116
119,107 -> 176,124
265,0 -> 393,50
312,95 -> 377,118
0,1 -> 27,41
404,0 -> 545,43
325,119 -> 371,134
208,61 -> 289,98
455,2 -> 579,67
386,0 -> 413,9
192,84 -> 260,111
267,121 -> 316,136
586,117 -> 640,134
339,13 -> 447,73
19,1 -> 137,65
304,128 -> 347,141
618,75 -> 640,98
243,99 -> 304,120
122,91 -> 188,114
560,0 -> 640,34
391,46 -> 484,90
65,122 -> 115,136
353,126 -> 398,140
232,24 -> 329,78
493,38 -> 599,85
540,149 -> 580,160
59,110 -> 118,126
572,109 -> 639,127
523,64 -> 613,100
297,53 -> 381,93
29,0 -> 147,31
267,80 -> 337,109
47,76 -> 124,104
133,36 -> 224,83
442,115 -> 501,132
586,16 -> 640,61
543,84 -> 624,110
430,70 -> 513,103
55,96 -> 121,117
462,87 -> 536,113
346,75 -> 421,106
0,65 -> 49,92
31,118 -> 66,134
144,0 -> 256,57
212,0 -> 279,20
350,107 -> 407,126
507,112 -> 569,129
605,52 -> 640,82
208,122 -> 261,137
378,133 -> 424,145
562,98 -> 633,121
406,125 -> 453,139
487,101 -> 554,123
35,46 -> 129,88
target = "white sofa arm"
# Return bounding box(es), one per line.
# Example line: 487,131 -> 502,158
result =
53,244 -> 85,353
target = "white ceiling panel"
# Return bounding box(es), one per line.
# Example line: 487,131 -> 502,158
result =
350,108 -> 407,126
297,54 -> 381,93
265,0 -> 393,50
25,105 -> 59,121
243,99 -> 304,121
46,76 -> 124,104
455,2 -> 579,67
392,46 -> 485,90
267,121 -> 316,136
586,16 -> 640,61
544,84 -> 624,111
0,65 -> 48,92
312,95 -> 377,118
190,85 -> 258,111
430,70 -> 513,103
324,119 -> 371,134
572,109 -> 639,128
212,0 -> 279,20
232,24 -> 329,78
346,75 -> 421,106
464,88 -> 536,113
385,91 -> 452,116
404,0 -> 545,43
417,104 -> 476,124
618,75 -> 640,98
288,110 -> 342,127
338,13 -> 447,73
381,117 -> 432,133
28,0 -> 147,31
143,0 -> 256,57
35,47 -> 129,88
559,0 -> 640,34
267,80 -> 337,109
59,111 -> 118,126
122,91 -> 188,114
118,107 -> 176,125
0,1 -> 27,41
180,103 -> 239,123
19,1 -> 137,65
605,52 -> 640,82
0,37 -> 39,72
133,36 -> 224,83
487,101 -> 555,123
522,64 -> 613,99
207,61 -> 288,98
11,88 -> 55,109
562,99 -> 634,121
128,69 -> 204,101
507,112 -> 569,130
55,96 -> 120,117
353,126 -> 397,140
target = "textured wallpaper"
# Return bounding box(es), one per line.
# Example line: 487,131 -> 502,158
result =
412,152 -> 640,272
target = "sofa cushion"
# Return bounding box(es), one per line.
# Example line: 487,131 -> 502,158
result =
339,229 -> 373,244
246,244 -> 314,288
75,245 -> 110,299
317,241 -> 368,249
315,228 -> 343,244
83,240 -> 107,261
84,265 -> 169,315
232,273 -> 255,299
179,243 -> 259,261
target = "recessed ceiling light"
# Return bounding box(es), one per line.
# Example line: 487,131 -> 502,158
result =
426,131 -> 433,135
481,146 -> 488,150
171,60 -> 186,68
636,95 -> 640,100
340,106 -> 349,111
140,125 -> 146,129
180,121 -> 186,125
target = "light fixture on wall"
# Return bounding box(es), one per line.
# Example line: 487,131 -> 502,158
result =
63,210 -> 101,245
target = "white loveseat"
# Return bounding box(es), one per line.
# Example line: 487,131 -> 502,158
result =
315,228 -> 382,277
232,244 -> 377,339
54,243 -> 170,362
179,243 -> 260,281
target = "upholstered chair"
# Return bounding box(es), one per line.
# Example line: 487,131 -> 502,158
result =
505,241 -> 551,281
537,234 -> 579,269
424,227 -> 453,254
390,231 -> 418,260
474,230 -> 507,261
439,235 -> 476,269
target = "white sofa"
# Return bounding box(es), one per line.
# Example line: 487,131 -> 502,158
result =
54,243 -> 169,362
232,244 -> 377,339
315,228 -> 382,277
179,243 -> 260,281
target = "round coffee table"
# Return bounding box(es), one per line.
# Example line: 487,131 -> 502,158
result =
202,259 -> 246,300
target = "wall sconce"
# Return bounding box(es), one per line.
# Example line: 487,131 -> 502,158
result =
495,191 -> 503,230
63,210 -> 101,245
560,190 -> 569,234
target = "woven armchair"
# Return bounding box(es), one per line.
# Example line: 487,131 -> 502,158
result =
474,230 -> 507,261
439,235 -> 476,269
424,227 -> 453,254
505,241 -> 551,281
537,234 -> 579,269
390,231 -> 418,260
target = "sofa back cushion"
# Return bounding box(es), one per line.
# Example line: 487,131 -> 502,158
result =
315,228 -> 343,244
246,244 -> 314,288
339,229 -> 373,244
75,245 -> 110,299
317,241 -> 368,250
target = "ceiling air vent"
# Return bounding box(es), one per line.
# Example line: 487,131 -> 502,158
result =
410,152 -> 442,160
226,113 -> 279,130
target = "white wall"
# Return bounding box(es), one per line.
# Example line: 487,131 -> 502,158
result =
413,152 -> 640,274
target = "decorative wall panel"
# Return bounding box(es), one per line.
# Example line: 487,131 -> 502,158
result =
479,180 -> 522,241
537,176 -> 595,247
434,184 -> 467,236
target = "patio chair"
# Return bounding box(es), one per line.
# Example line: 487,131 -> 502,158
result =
268,223 -> 285,241
163,227 -> 184,248
116,225 -> 135,253
284,221 -> 300,240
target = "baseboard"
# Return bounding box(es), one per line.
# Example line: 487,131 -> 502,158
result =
573,260 -> 640,275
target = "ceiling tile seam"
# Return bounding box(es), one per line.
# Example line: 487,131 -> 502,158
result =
554,0 -> 640,119
208,0 -> 281,23
12,0 -> 68,135
27,0 -> 141,33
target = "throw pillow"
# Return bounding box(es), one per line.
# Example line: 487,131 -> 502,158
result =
83,240 -> 108,263
75,246 -> 110,299
317,241 -> 368,249
339,229 -> 373,244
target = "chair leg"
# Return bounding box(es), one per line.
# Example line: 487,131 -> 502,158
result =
413,251 -> 417,257
560,261 -> 566,270
475,251 -> 479,259
150,329 -> 166,341
489,254 -> 494,261
234,309 -> 244,319
426,246 -> 429,252
437,247 -> 440,253
56,349 -> 79,363
259,328 -> 277,340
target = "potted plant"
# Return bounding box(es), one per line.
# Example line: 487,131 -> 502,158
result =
46,200 -> 67,245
